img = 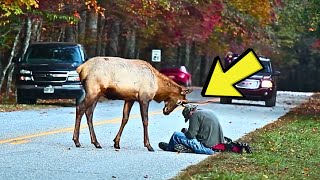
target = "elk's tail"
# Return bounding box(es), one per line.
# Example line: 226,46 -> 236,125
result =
76,63 -> 88,86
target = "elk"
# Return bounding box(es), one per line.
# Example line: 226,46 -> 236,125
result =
72,57 -> 192,151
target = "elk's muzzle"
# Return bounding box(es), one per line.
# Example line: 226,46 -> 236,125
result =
163,107 -> 170,115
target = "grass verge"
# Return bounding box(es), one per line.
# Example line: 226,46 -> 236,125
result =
0,99 -> 76,112
0,97 -> 110,112
173,93 -> 320,180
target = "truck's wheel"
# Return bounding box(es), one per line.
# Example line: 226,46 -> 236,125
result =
17,97 -> 37,104
16,91 -> 37,104
76,89 -> 86,105
265,92 -> 276,107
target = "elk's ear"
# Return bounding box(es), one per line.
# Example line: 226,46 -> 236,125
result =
181,88 -> 193,95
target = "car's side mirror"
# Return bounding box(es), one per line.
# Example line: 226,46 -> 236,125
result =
273,71 -> 281,76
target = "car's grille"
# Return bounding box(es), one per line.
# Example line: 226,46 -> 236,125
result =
236,79 -> 260,89
32,71 -> 68,82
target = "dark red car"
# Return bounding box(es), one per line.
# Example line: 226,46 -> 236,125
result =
220,57 -> 280,107
159,66 -> 192,87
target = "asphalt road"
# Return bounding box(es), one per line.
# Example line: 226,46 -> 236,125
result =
0,89 -> 312,180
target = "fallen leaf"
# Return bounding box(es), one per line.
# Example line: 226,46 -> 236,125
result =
290,149 -> 295,152
263,175 -> 268,178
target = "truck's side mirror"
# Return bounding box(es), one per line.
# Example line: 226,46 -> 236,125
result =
273,70 -> 281,76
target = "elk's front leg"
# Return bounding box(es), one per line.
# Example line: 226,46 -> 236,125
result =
113,101 -> 134,149
139,100 -> 154,152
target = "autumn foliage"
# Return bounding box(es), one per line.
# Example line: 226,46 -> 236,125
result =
0,0 -> 319,93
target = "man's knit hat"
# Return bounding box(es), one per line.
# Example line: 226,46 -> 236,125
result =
182,104 -> 198,122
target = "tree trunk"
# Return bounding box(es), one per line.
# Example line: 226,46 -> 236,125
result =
135,47 -> 140,59
190,41 -> 201,86
123,28 -> 136,58
5,17 -> 32,97
36,20 -> 42,41
176,46 -> 181,65
85,10 -> 98,57
64,24 -> 75,42
0,27 -> 22,93
31,19 -> 42,42
179,41 -> 191,71
58,25 -> 66,42
185,42 -> 191,67
96,14 -> 105,55
100,24 -> 107,56
183,42 -> 190,67
199,55 -> 208,86
107,19 -> 120,56
78,10 -> 87,44
20,17 -> 33,60
6,63 -> 15,96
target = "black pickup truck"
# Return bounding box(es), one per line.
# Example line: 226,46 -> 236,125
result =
15,42 -> 86,104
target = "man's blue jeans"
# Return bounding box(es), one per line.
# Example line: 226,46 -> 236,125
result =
167,132 -> 215,155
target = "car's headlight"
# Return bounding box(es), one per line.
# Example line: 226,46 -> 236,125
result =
20,69 -> 31,74
179,74 -> 186,78
19,76 -> 32,81
67,76 -> 80,81
67,71 -> 80,81
68,71 -> 80,81
261,80 -> 273,88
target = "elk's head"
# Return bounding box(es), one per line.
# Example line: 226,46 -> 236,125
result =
163,88 -> 192,115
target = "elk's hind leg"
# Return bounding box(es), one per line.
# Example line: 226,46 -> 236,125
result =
85,98 -> 101,148
72,89 -> 99,148
113,100 -> 134,149
73,100 -> 86,147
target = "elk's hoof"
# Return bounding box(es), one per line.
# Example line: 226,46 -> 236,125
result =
93,142 -> 102,149
147,146 -> 155,152
75,143 -> 81,147
73,140 -> 81,147
114,143 -> 120,149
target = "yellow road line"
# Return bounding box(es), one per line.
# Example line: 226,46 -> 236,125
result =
1,98 -> 218,145
10,139 -> 30,144
0,107 -> 182,145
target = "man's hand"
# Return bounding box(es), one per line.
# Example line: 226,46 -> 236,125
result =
181,128 -> 188,133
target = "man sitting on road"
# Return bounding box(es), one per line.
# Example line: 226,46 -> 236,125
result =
158,104 -> 225,155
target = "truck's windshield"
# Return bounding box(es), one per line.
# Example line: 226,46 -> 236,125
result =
24,46 -> 83,64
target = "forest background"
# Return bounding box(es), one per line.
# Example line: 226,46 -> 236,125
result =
0,0 -> 319,101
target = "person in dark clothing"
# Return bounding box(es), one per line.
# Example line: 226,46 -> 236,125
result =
158,104 -> 225,155
224,51 -> 234,68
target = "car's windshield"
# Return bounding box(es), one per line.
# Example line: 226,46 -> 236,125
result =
257,60 -> 272,74
24,46 -> 82,64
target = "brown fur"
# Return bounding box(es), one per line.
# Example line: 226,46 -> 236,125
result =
72,56 -> 192,151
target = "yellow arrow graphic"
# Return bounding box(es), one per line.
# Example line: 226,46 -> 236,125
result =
201,49 -> 264,97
